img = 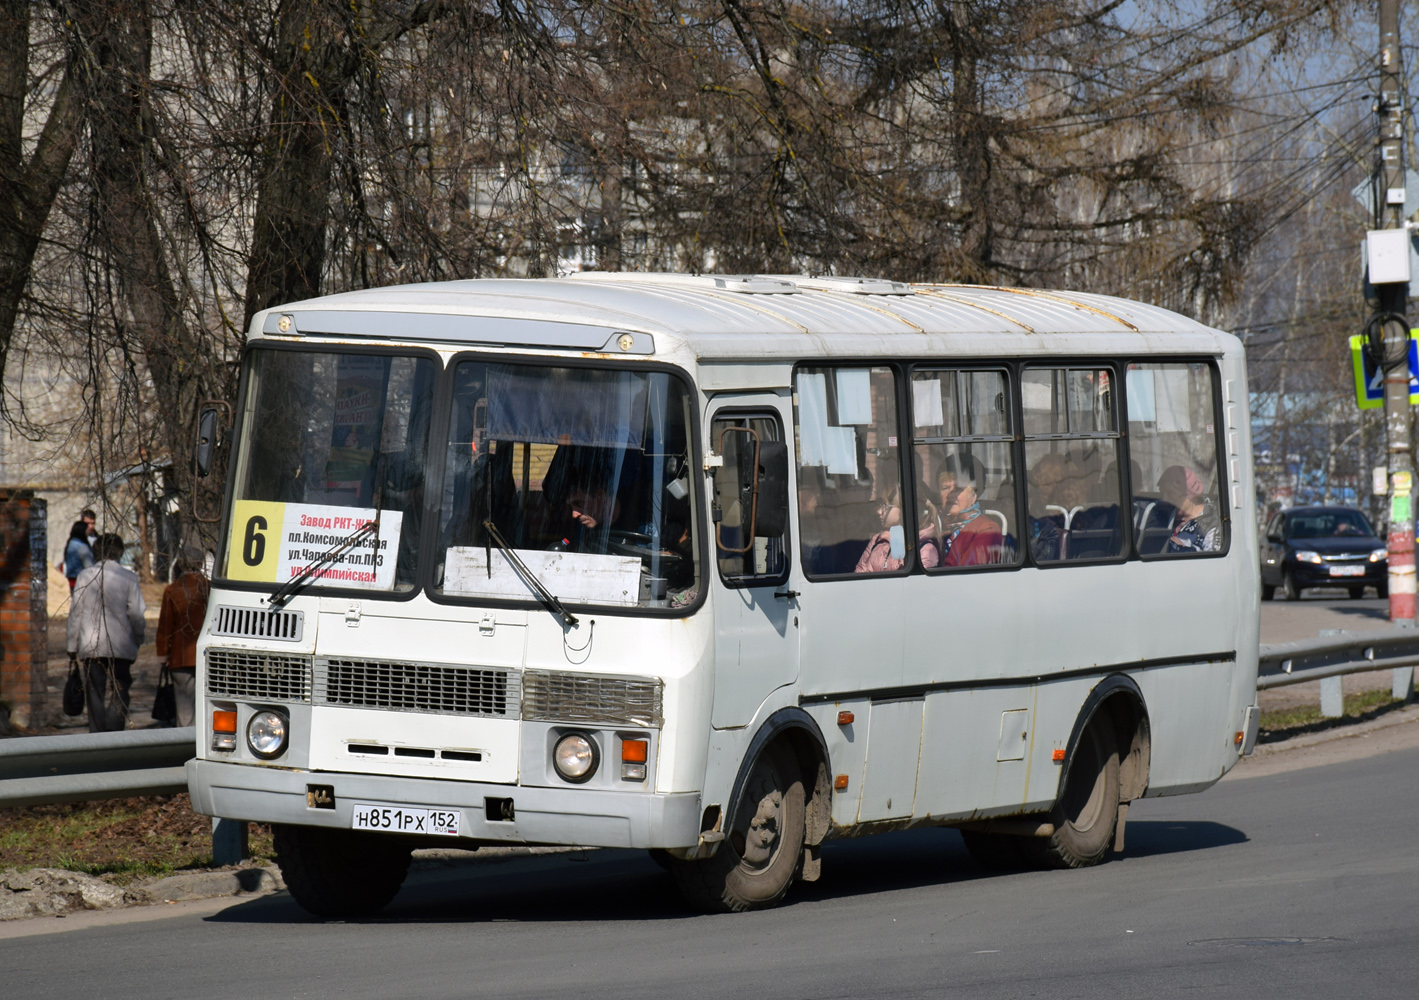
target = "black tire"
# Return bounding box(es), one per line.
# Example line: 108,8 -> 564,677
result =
1260,582 -> 1276,601
1282,570 -> 1301,602
1020,722 -> 1120,870
646,848 -> 674,871
668,745 -> 805,913
1349,585 -> 1366,600
273,824 -> 412,918
959,830 -> 1028,871
1379,580 -> 1390,599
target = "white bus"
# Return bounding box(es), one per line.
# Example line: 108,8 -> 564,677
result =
186,273 -> 1261,916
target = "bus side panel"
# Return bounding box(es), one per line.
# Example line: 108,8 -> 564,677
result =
1134,659 -> 1237,795
915,685 -> 1051,821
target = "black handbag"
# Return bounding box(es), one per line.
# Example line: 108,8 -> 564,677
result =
152,665 -> 177,726
62,659 -> 85,716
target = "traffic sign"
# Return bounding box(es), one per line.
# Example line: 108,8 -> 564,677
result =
1350,331 -> 1419,408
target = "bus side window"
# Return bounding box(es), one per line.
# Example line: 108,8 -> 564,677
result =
1022,367 -> 1125,564
711,414 -> 788,585
910,368 -> 1019,569
1125,363 -> 1226,557
793,366 -> 905,576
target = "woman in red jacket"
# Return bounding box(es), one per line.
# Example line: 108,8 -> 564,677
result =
156,547 -> 209,727
936,454 -> 1003,567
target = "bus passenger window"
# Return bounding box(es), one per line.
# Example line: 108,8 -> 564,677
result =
1022,367 -> 1125,563
794,366 -> 904,576
711,414 -> 788,585
1126,363 -> 1225,556
911,369 -> 1018,568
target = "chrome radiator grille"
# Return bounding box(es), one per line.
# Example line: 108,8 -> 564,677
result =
206,648 -> 312,702
210,605 -> 304,642
522,670 -> 663,728
315,658 -> 517,717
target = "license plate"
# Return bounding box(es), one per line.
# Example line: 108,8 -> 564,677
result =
1329,565 -> 1365,577
351,803 -> 460,836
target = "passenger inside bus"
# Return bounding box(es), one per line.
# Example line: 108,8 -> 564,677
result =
1027,451 -> 1124,562
935,454 -> 1004,567
1158,464 -> 1221,553
855,485 -> 909,573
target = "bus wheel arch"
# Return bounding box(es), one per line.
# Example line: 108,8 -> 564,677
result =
668,708 -> 829,912
1026,675 -> 1151,869
1065,674 -> 1151,805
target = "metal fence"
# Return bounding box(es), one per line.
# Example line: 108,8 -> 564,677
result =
0,727 -> 192,809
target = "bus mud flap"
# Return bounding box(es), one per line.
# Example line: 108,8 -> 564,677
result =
1113,802 -> 1130,853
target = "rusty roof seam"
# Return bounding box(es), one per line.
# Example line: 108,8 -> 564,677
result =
911,287 -> 1037,334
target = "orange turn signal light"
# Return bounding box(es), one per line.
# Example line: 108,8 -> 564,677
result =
621,739 -> 648,763
1051,748 -> 1066,762
212,710 -> 237,734
833,774 -> 849,791
837,711 -> 854,726
1234,731 -> 1245,745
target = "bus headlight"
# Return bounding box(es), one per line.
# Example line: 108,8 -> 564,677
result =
1295,550 -> 1322,564
247,710 -> 289,759
553,732 -> 599,783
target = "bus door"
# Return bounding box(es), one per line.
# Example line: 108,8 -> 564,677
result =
706,399 -> 799,729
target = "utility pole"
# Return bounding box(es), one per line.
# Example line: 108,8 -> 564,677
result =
1377,0 -> 1416,627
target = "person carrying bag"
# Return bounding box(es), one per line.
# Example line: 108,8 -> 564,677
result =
155,546 -> 209,728
66,534 -> 145,732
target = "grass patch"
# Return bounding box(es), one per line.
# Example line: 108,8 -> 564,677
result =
1258,688 -> 1406,744
0,794 -> 274,883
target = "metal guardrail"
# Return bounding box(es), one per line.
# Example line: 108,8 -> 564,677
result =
0,727 -> 194,808
1257,629 -> 1419,690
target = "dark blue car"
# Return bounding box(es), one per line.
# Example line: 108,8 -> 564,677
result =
1260,506 -> 1388,601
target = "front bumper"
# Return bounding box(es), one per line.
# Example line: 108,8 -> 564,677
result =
1292,563 -> 1386,587
187,758 -> 701,850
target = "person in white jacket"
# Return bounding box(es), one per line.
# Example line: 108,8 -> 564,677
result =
66,534 -> 146,732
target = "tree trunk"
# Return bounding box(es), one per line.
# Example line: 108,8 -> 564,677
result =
0,1 -> 83,383
79,1 -> 214,520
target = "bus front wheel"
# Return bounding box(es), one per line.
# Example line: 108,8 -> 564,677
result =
668,745 -> 805,913
273,824 -> 412,918
1021,722 -> 1120,870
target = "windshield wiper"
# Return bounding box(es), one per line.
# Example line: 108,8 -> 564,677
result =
482,519 -> 579,628
268,519 -> 379,608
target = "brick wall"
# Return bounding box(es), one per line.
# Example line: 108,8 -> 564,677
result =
0,491 -> 47,729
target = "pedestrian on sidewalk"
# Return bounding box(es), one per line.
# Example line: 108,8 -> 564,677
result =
62,520 -> 94,591
156,546 -> 209,728
66,533 -> 146,732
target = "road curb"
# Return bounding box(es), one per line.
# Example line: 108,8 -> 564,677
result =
137,864 -> 284,904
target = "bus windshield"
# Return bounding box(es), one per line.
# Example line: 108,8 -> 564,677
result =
434,361 -> 699,610
223,348 -> 436,592
1287,510 -> 1375,540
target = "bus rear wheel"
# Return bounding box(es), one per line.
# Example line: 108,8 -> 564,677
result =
1021,722 -> 1119,870
273,824 -> 412,918
668,745 -> 805,913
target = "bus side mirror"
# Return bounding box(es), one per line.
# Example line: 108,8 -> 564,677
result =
754,441 -> 788,538
194,407 -> 220,478
191,398 -> 232,477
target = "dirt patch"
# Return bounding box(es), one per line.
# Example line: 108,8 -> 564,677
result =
0,794 -> 274,881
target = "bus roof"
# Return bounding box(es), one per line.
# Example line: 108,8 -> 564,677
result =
251,273 -> 1235,361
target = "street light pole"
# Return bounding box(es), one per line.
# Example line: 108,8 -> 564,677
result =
1378,0 -> 1416,627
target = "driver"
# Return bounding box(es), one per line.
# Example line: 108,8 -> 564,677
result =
552,481 -> 626,552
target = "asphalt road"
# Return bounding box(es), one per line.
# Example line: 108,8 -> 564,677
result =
1259,591 -> 1397,644
4,732 -> 1417,1000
